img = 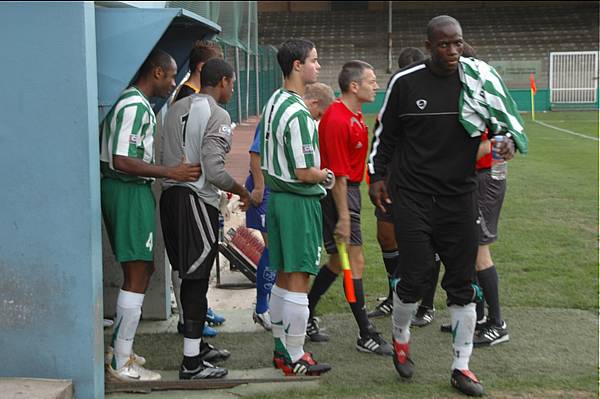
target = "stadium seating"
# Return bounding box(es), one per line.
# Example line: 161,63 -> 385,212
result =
259,3 -> 599,89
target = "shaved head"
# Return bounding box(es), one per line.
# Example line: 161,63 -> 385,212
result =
427,15 -> 461,41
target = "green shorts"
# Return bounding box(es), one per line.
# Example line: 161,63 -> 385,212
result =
101,178 -> 156,263
267,191 -> 322,276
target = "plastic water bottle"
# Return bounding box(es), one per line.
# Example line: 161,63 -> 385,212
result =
491,135 -> 507,181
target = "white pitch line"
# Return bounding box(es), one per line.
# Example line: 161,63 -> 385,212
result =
533,120 -> 599,141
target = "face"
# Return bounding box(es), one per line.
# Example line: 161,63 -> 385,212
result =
298,48 -> 320,84
426,23 -> 464,75
304,99 -> 324,121
220,75 -> 236,104
154,59 -> 178,98
354,68 -> 379,103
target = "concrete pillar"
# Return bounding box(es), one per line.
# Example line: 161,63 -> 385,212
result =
0,2 -> 104,398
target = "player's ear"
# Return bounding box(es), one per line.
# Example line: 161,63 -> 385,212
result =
293,59 -> 302,72
154,66 -> 164,80
425,40 -> 432,54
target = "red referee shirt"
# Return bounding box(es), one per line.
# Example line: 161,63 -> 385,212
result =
318,100 -> 369,183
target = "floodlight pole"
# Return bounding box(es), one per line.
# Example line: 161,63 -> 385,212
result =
387,1 -> 393,73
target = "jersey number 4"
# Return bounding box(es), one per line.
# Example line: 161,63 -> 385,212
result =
145,232 -> 153,251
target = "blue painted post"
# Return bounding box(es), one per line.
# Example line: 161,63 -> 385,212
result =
0,2 -> 104,398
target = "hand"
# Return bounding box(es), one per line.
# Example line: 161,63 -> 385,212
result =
169,156 -> 201,182
491,136 -> 515,161
250,188 -> 264,207
334,217 -> 351,244
368,180 -> 391,214
219,192 -> 231,221
238,189 -> 251,212
321,168 -> 335,190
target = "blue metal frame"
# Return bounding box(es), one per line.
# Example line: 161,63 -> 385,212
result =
95,7 -> 221,121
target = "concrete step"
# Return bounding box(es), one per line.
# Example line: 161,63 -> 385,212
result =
0,378 -> 73,399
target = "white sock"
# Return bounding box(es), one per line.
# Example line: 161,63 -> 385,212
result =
183,337 -> 201,358
283,291 -> 309,363
449,303 -> 476,371
269,284 -> 288,350
171,269 -> 183,324
113,289 -> 144,369
392,291 -> 418,343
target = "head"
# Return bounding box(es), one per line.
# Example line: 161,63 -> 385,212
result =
137,49 -> 177,97
397,47 -> 426,69
425,15 -> 464,75
200,58 -> 236,103
277,39 -> 320,84
189,40 -> 223,74
338,60 -> 379,103
303,82 -> 335,120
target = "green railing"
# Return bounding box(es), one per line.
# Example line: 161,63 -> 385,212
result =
218,41 -> 281,123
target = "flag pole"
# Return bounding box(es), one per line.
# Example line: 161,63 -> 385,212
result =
531,88 -> 535,121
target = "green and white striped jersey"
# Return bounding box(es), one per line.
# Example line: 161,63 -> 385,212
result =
260,88 -> 325,197
100,86 -> 157,182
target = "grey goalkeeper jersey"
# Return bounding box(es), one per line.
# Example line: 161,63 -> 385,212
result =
161,93 -> 235,209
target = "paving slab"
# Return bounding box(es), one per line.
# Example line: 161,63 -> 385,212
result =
105,368 -> 319,399
0,378 -> 73,399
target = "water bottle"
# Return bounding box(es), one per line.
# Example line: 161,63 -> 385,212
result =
491,135 -> 507,181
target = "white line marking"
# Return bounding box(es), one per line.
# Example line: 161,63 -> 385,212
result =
533,120 -> 599,141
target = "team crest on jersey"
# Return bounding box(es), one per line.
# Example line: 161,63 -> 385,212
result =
356,142 -> 363,149
302,144 -> 314,154
219,124 -> 232,135
416,99 -> 428,110
129,134 -> 139,144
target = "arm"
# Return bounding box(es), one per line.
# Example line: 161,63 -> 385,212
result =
202,134 -> 251,210
368,78 -> 402,212
113,155 -> 200,181
331,176 -> 350,243
295,167 -> 328,183
249,152 -> 265,206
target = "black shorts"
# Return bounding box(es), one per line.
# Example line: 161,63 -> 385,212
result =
391,186 -> 479,306
477,169 -> 506,245
321,183 -> 362,254
159,186 -> 219,280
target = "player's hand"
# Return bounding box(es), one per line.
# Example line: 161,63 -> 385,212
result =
219,192 -> 231,221
250,188 -> 264,207
238,189 -> 251,212
491,135 -> 515,161
335,217 -> 351,245
169,156 -> 201,182
321,168 -> 335,190
369,180 -> 391,214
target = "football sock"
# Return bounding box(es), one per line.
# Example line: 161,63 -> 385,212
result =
392,292 -> 418,343
477,266 -> 502,324
269,284 -> 288,354
308,265 -> 338,318
382,250 -> 399,301
112,289 -> 144,369
347,278 -> 371,337
283,291 -> 310,363
256,248 -> 275,314
449,303 -> 476,370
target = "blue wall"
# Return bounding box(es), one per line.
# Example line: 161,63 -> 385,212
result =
0,2 -> 103,398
